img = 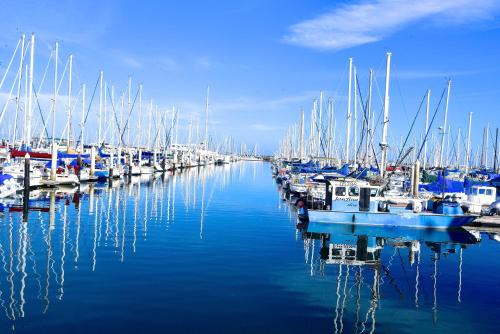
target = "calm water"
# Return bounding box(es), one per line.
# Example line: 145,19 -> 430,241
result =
0,162 -> 499,333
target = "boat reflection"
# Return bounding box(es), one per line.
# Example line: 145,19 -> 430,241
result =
300,222 -> 481,332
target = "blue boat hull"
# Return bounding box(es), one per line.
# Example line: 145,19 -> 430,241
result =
307,209 -> 476,229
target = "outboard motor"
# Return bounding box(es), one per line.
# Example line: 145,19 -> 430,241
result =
488,200 -> 500,216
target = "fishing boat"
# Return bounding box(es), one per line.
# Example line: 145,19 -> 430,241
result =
305,181 -> 476,229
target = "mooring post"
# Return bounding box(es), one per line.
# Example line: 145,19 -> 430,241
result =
23,153 -> 30,222
90,146 -> 96,177
77,154 -> 82,179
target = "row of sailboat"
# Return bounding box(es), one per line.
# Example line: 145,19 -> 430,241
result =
0,33 -> 261,199
273,52 -> 499,228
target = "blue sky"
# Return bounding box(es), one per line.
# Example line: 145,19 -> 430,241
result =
0,0 -> 499,155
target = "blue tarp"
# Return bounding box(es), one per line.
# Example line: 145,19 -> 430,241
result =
0,172 -> 13,185
419,171 -> 464,193
57,152 -> 90,159
339,164 -> 350,176
68,158 -> 92,167
98,147 -> 110,158
45,159 -> 66,169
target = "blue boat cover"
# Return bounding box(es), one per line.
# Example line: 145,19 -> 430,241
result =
0,172 -> 13,185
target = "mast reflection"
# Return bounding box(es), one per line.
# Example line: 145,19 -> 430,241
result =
301,222 -> 480,332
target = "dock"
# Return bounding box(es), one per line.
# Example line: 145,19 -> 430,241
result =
468,216 -> 500,230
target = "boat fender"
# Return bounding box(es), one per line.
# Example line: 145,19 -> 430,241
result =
378,201 -> 388,212
412,200 -> 422,213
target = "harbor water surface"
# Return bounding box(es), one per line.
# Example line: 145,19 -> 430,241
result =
0,162 -> 499,333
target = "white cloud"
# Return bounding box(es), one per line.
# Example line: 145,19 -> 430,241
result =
284,0 -> 500,50
159,57 -> 181,72
250,123 -> 281,131
195,56 -> 212,70
121,56 -> 143,69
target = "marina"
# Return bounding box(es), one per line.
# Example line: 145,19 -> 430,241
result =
1,1 -> 500,332
0,162 -> 498,333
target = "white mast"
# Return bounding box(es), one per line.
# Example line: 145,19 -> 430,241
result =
127,76 -> 131,146
439,79 -> 451,168
67,54 -> 73,150
299,108 -> 304,160
365,69 -> 373,166
52,42 -> 58,146
456,128 -> 461,169
318,91 -> 323,158
138,84 -> 143,147
353,66 -> 358,164
380,52 -> 392,178
346,57 -> 353,164
148,100 -> 153,149
98,70 -> 103,146
13,34 -> 26,146
204,86 -> 209,151
485,123 -> 490,169
81,84 -> 86,151
25,33 -> 35,148
423,89 -> 431,169
465,112 -> 473,174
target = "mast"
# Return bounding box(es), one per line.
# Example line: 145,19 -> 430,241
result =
148,100 -> 152,149
204,86 -> 209,151
380,52 -> 392,178
67,54 -> 73,151
465,112 -> 472,174
346,57 -> 353,164
486,123 -> 490,169
81,84 -> 86,151
299,108 -> 304,160
353,66 -> 357,164
13,34 -> 26,147
439,79 -> 451,168
138,84 -> 143,148
456,128 -> 461,169
25,33 -> 35,148
52,42 -> 58,146
98,70 -> 103,146
318,91 -> 323,158
365,69 -> 373,166
423,89 -> 431,169
127,76 -> 131,146
494,128 -> 499,173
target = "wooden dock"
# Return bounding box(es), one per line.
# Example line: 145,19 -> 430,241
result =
467,216 -> 500,230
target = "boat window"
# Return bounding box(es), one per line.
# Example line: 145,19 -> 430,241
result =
486,189 -> 492,196
335,187 -> 346,196
349,187 -> 359,197
479,188 -> 486,195
370,188 -> 378,197
472,188 -> 478,195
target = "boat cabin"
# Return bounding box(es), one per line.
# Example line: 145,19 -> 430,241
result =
467,185 -> 497,205
326,180 -> 380,211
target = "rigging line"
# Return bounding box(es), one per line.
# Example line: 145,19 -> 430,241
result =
354,72 -> 369,159
0,38 -> 21,91
75,74 -> 100,146
120,87 -> 140,145
355,72 -> 380,170
32,85 -> 50,140
393,64 -> 411,125
416,87 -> 447,160
394,91 -> 427,166
105,86 -> 125,147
